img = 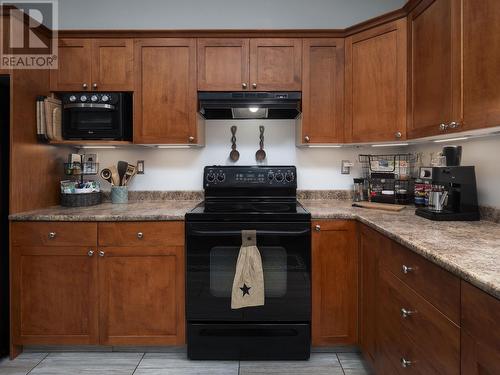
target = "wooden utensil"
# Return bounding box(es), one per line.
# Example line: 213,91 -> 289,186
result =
352,202 -> 405,212
117,161 -> 128,186
255,125 -> 266,161
229,126 -> 240,162
100,168 -> 112,184
122,164 -> 137,186
110,165 -> 120,186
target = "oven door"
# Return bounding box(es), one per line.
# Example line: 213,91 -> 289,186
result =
186,221 -> 311,322
62,103 -> 121,139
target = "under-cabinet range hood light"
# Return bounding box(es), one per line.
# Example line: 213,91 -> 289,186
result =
156,145 -> 191,149
371,143 -> 409,147
433,137 -> 469,143
305,145 -> 343,148
198,92 -> 301,120
79,145 -> 117,149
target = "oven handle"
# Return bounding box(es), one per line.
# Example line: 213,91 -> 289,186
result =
63,103 -> 115,110
189,229 -> 310,237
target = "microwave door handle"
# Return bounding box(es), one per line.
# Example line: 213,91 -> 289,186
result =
63,103 -> 116,110
189,229 -> 310,237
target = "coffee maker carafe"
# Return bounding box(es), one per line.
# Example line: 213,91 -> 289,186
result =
415,166 -> 480,221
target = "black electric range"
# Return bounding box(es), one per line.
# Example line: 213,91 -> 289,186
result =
185,166 -> 311,360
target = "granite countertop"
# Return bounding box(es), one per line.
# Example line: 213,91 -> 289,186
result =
302,199 -> 500,299
9,199 -> 500,299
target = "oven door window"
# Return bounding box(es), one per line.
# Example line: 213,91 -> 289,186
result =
67,108 -> 116,132
210,246 -> 287,298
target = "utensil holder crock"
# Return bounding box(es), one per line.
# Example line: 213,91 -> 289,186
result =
111,186 -> 128,204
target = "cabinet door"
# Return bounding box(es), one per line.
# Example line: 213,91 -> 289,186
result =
197,38 -> 249,91
92,39 -> 134,91
462,0 -> 500,131
345,19 -> 407,143
99,246 -> 185,345
249,38 -> 302,91
461,281 -> 500,375
311,220 -> 357,346
408,0 -> 462,138
50,39 -> 92,91
11,246 -> 98,345
301,38 -> 344,144
134,38 -> 197,144
359,225 -> 383,368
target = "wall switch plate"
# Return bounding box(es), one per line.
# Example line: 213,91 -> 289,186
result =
341,160 -> 353,174
137,160 -> 145,174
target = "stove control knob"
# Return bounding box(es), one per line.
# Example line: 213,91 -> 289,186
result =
90,95 -> 99,102
217,173 -> 225,182
101,94 -> 109,102
285,172 -> 294,182
80,95 -> 88,102
69,95 -> 77,102
275,172 -> 284,182
267,172 -> 274,181
206,172 -> 215,182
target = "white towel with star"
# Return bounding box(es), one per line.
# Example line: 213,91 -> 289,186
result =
231,230 -> 265,309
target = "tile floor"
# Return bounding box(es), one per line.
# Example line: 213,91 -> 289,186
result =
0,350 -> 371,375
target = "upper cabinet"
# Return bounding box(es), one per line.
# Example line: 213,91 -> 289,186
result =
50,38 -> 134,91
345,19 -> 407,143
300,38 -> 344,144
197,38 -> 249,91
197,38 -> 302,91
134,38 -> 200,145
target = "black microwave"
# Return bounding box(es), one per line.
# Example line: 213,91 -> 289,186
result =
61,92 -> 132,140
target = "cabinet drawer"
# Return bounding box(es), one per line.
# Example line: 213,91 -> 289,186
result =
11,222 -> 97,247
382,241 -> 460,323
379,268 -> 460,375
98,222 -> 184,247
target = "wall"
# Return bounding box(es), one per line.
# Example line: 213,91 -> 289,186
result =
92,120 -> 399,191
58,0 -> 406,30
409,135 -> 500,209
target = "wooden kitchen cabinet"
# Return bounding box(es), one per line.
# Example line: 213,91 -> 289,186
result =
98,246 -> 185,345
197,38 -> 250,91
50,38 -> 134,91
359,224 -> 384,368
461,281 -> 500,375
300,38 -> 344,145
11,245 -> 99,345
134,38 -> 200,145
345,19 -> 407,143
311,220 -> 358,346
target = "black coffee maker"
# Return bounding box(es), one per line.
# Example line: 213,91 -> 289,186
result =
415,166 -> 480,221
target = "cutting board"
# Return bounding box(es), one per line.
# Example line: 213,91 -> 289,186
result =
352,201 -> 406,212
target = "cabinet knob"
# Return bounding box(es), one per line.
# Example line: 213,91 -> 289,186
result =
252,83 -> 257,89
314,224 -> 321,231
242,83 -> 247,89
448,121 -> 460,129
92,83 -> 98,89
99,250 -> 105,257
137,232 -> 144,239
401,264 -> 413,274
82,83 -> 88,89
395,131 -> 402,139
400,358 -> 412,368
400,308 -> 417,318
88,250 -> 94,257
304,136 -> 310,143
188,136 -> 195,143
439,123 -> 448,131
48,232 -> 56,239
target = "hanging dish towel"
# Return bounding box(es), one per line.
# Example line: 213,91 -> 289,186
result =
231,230 -> 265,309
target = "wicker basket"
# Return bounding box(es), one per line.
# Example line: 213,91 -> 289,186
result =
61,192 -> 102,207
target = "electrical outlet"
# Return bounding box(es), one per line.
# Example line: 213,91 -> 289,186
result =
137,160 -> 145,174
341,160 -> 353,174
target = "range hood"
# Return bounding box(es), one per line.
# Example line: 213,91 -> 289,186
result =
198,92 -> 301,120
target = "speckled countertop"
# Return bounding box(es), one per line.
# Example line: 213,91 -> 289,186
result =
9,199 -> 500,299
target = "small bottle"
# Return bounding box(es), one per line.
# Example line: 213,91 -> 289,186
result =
353,178 -> 364,202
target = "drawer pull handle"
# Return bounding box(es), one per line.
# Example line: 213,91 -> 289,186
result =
48,232 -> 56,239
401,358 -> 412,368
137,232 -> 144,239
401,264 -> 413,274
99,251 -> 105,257
400,308 -> 417,318
88,250 -> 94,257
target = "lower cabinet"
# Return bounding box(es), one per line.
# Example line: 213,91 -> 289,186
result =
311,220 -> 358,346
11,221 -> 185,347
461,281 -> 500,375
